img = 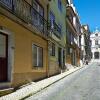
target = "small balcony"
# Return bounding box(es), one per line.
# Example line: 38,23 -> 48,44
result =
48,21 -> 61,40
66,15 -> 76,33
0,0 -> 48,37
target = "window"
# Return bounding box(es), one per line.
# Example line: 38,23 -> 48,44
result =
58,0 -> 62,12
1,0 -> 12,9
95,33 -> 98,36
67,47 -> 70,55
50,43 -> 55,56
32,44 -> 43,67
32,0 -> 44,16
63,50 -> 65,67
68,31 -> 72,44
32,0 -> 44,31
49,11 -> 55,29
95,40 -> 98,45
58,24 -> 62,34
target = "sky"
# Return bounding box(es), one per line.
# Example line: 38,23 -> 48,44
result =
74,0 -> 100,32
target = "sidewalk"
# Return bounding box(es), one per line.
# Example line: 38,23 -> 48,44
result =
0,66 -> 85,100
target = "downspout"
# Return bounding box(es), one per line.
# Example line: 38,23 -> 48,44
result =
47,3 -> 50,77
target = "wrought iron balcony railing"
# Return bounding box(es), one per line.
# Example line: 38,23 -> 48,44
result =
48,21 -> 61,39
0,0 -> 48,37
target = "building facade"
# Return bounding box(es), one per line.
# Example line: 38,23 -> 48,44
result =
47,0 -> 67,75
0,0 -> 68,89
90,29 -> 100,60
0,0 -> 88,91
81,25 -> 91,64
66,0 -> 81,67
0,0 -> 49,88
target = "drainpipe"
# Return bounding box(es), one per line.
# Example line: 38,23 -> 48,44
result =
47,3 -> 50,77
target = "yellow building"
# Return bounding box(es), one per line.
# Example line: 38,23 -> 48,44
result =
0,0 -> 49,89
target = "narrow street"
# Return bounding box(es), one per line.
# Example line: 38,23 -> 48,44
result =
26,62 -> 100,100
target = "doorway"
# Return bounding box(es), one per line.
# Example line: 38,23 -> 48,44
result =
0,32 -> 8,82
58,48 -> 62,68
94,52 -> 99,59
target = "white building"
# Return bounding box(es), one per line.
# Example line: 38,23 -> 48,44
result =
90,29 -> 100,60
80,27 -> 86,65
80,25 -> 91,65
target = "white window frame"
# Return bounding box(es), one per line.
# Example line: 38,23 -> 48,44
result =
32,44 -> 43,67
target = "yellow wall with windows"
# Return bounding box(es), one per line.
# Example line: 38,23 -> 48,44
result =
0,15 -> 48,86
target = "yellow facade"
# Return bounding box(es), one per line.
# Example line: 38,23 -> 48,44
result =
0,0 -> 49,87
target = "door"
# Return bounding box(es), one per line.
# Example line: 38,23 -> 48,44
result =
58,48 -> 62,68
62,50 -> 65,69
0,32 -> 8,82
94,52 -> 99,59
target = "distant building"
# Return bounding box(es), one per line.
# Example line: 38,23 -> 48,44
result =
0,0 -> 49,89
90,28 -> 100,60
0,0 -> 67,90
81,25 -> 91,64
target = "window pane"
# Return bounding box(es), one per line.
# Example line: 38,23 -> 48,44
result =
38,47 -> 43,67
32,45 -> 37,67
1,0 -> 12,9
32,44 -> 43,68
95,40 -> 98,45
58,0 -> 62,12
49,12 -> 55,28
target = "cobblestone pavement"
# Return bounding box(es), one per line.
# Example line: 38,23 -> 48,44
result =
26,62 -> 100,100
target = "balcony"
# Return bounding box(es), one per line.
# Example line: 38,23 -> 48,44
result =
66,15 -> 76,33
48,21 -> 61,40
0,0 -> 48,37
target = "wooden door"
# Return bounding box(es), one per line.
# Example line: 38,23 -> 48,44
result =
0,32 -> 8,82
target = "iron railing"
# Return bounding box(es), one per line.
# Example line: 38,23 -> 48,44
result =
0,0 -> 62,39
48,21 -> 61,39
0,0 -> 48,37
66,15 -> 76,32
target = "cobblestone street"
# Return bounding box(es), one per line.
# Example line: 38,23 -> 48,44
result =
26,62 -> 100,100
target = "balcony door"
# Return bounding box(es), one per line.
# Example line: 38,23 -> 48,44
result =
0,33 -> 8,82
